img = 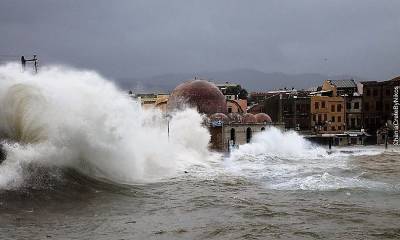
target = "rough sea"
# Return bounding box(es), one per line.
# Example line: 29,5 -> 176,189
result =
0,64 -> 399,239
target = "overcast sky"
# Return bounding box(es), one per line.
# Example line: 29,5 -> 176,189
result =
0,0 -> 399,81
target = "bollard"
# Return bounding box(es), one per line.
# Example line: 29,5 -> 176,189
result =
385,133 -> 388,149
0,144 -> 6,164
329,137 -> 332,150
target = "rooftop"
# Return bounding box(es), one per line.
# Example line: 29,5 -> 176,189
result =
362,76 -> 400,85
327,79 -> 357,88
215,82 -> 240,88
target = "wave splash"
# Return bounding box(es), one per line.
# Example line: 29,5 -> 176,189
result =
225,128 -> 391,191
0,63 -> 215,189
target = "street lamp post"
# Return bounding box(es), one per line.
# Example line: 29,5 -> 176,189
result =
293,95 -> 298,131
385,122 -> 388,149
166,114 -> 172,141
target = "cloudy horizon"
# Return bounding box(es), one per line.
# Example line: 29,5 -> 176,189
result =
0,0 -> 399,82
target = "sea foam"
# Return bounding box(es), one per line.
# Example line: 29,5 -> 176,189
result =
0,63 -> 215,189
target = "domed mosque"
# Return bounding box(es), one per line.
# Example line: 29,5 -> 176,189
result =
167,79 -> 281,151
167,80 -> 227,114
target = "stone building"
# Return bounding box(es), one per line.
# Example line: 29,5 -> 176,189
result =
247,92 -> 274,115
261,90 -> 311,132
167,79 -> 281,151
362,76 -> 400,135
281,91 -> 311,132
247,103 -> 265,114
208,112 -> 281,151
248,92 -> 271,105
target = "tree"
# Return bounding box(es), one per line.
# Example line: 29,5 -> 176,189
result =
225,85 -> 248,100
239,88 -> 248,100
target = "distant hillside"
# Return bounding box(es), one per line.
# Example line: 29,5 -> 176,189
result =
117,69 -> 361,93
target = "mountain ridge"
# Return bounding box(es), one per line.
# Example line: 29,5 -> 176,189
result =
117,69 -> 362,93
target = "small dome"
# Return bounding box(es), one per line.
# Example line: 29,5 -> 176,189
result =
227,113 -> 242,123
209,113 -> 229,123
167,80 -> 227,114
255,113 -> 272,123
242,113 -> 256,123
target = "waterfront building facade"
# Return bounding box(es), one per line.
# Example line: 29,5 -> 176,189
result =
362,77 -> 400,134
310,93 -> 345,134
261,90 -> 311,132
322,79 -> 363,131
345,95 -> 363,130
128,75 -> 400,147
248,92 -> 271,105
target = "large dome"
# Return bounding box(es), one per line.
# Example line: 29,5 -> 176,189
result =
167,80 -> 227,114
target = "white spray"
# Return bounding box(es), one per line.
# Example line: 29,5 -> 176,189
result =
0,63 -> 215,189
225,127 -> 388,191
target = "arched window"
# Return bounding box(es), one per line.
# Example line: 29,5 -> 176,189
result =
230,128 -> 236,144
261,127 -> 265,131
246,127 -> 252,143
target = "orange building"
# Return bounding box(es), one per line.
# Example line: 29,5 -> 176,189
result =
310,95 -> 345,134
215,82 -> 248,113
227,99 -> 247,113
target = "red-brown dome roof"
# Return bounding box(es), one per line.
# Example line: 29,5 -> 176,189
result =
167,80 -> 227,114
242,113 -> 256,123
227,113 -> 242,123
209,113 -> 229,123
255,113 -> 272,123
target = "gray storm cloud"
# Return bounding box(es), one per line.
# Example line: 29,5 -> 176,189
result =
0,0 -> 399,83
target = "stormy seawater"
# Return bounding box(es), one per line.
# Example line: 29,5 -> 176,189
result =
0,64 -> 400,240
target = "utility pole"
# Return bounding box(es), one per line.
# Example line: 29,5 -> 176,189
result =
21,56 -> 26,70
279,93 -> 283,123
165,113 -> 172,141
294,98 -> 297,130
21,55 -> 38,73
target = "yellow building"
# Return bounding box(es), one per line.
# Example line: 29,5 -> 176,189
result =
155,94 -> 169,113
310,95 -> 345,134
132,93 -> 169,112
322,80 -> 338,96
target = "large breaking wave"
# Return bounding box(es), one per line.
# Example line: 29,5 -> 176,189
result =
0,63 -> 215,189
